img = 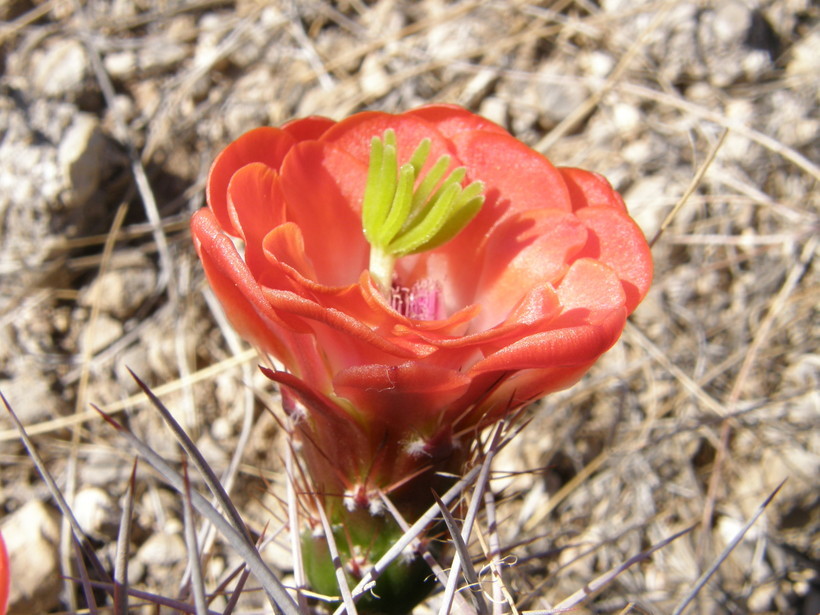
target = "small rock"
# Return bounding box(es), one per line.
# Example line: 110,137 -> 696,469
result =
723,99 -> 757,161
621,139 -> 652,165
359,55 -> 390,99
114,345 -> 152,393
610,102 -> 642,135
73,487 -> 116,539
194,12 -> 232,72
211,416 -> 233,441
0,355 -> 61,427
138,41 -> 189,75
787,30 -> 820,76
58,113 -> 105,208
536,69 -> 587,125
104,51 -> 137,80
581,50 -> 614,79
623,174 -> 676,240
768,90 -> 819,148
136,532 -> 187,567
478,95 -> 508,129
2,500 -> 62,615
32,38 -> 88,98
214,371 -> 241,412
748,583 -> 777,612
80,449 -> 130,487
195,434 -> 229,472
223,67 -> 281,137
81,257 -> 158,320
711,2 -> 750,45
81,312 -> 124,356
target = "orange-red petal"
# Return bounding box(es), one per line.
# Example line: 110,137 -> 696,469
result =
473,209 -> 588,329
278,141 -> 370,286
574,208 -> 653,313
191,209 -> 296,362
226,162 -> 286,274
449,130 -> 573,239
0,530 -> 8,615
405,104 -> 509,139
282,116 -> 336,142
560,167 -> 628,213
333,362 -> 473,433
319,111 -> 458,170
207,127 -> 296,233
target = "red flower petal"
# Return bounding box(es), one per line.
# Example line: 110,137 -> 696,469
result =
207,127 -> 296,233
471,259 -> 627,374
473,209 -> 588,330
319,111 -> 457,168
405,104 -> 509,140
575,208 -> 653,313
191,209 -> 297,363
333,362 -> 473,433
282,116 -> 336,142
226,162 -> 286,274
449,130 -> 573,239
278,141 -> 370,286
556,257 -> 627,314
260,222 -> 318,287
470,317 -> 622,375
259,287 -> 431,370
560,167 -> 628,213
427,131 -> 574,308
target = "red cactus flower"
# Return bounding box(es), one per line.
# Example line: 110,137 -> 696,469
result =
192,104 -> 652,517
0,530 -> 9,615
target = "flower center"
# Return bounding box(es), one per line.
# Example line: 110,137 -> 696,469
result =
391,278 -> 443,321
361,130 -> 485,295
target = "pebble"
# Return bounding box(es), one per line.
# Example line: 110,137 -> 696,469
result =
104,51 -> 137,79
359,55 -> 391,99
136,531 -> 187,567
580,50 -> 614,79
787,30 -> 820,76
1,500 -> 62,614
80,257 -> 158,320
711,2 -> 751,45
80,449 -> 130,487
478,95 -> 508,129
0,356 -> 61,428
611,101 -> 642,135
536,74 -> 587,125
58,113 -> 105,207
623,175 -> 678,239
138,41 -> 189,75
32,38 -> 88,97
723,99 -> 758,161
211,416 -> 234,441
81,312 -> 125,356
73,487 -> 116,539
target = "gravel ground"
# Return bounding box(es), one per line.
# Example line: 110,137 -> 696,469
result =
0,1 -> 817,614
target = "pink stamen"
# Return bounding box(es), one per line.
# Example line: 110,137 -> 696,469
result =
391,278 -> 442,321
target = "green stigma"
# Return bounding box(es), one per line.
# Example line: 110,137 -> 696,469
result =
362,130 -> 485,293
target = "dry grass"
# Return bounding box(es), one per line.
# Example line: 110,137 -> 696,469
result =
0,1 -> 817,614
